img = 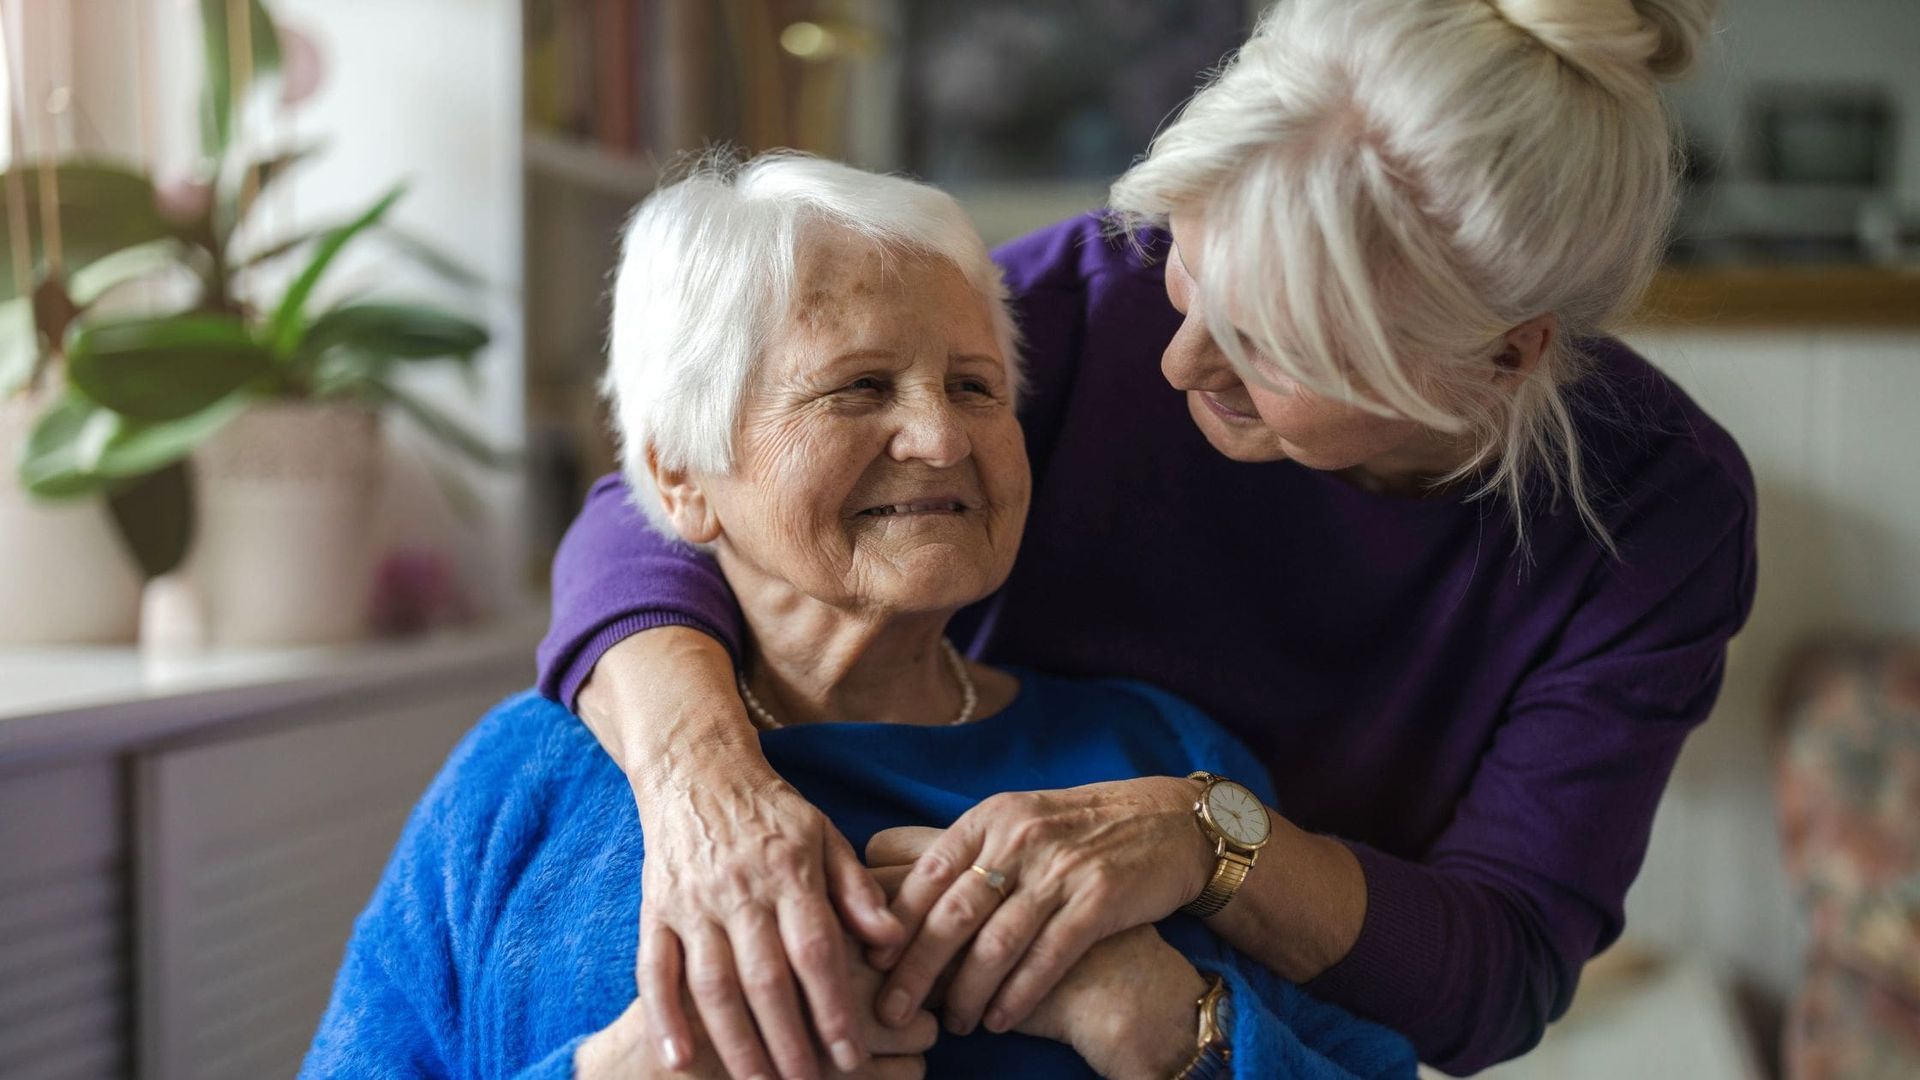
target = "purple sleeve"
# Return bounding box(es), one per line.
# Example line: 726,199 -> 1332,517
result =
534,475 -> 743,709
1305,465 -> 1758,1072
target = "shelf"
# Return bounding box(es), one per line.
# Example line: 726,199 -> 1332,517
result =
1632,264 -> 1920,328
523,130 -> 658,200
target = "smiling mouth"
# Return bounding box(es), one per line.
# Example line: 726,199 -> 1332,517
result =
1199,392 -> 1260,422
858,500 -> 971,518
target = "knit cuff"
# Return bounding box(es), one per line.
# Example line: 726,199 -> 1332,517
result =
1301,841 -> 1443,1038
555,611 -> 741,713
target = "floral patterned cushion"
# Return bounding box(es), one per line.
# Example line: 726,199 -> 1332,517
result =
1775,639 -> 1920,1079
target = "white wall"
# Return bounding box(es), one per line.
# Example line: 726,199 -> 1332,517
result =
1617,326 -> 1920,1005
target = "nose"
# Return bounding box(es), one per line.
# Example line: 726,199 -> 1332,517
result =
1160,306 -> 1238,394
888,390 -> 970,469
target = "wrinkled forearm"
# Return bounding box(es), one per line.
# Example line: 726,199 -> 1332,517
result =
574,626 -> 769,800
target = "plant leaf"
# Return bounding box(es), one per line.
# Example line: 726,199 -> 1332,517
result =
105,460 -> 196,578
0,162 -> 174,300
66,239 -> 192,307
66,314 -> 275,421
377,225 -> 488,289
215,142 -> 321,242
200,0 -> 283,159
364,376 -> 517,469
18,391 -> 118,498
299,302 -> 489,372
266,185 -> 406,358
94,392 -> 251,478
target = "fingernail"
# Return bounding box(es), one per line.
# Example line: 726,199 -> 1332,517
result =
660,1036 -> 686,1068
944,1012 -> 973,1036
831,1039 -> 863,1072
883,988 -> 913,1023
984,1008 -> 1008,1033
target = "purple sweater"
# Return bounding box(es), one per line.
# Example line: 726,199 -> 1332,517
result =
536,214 -> 1757,1073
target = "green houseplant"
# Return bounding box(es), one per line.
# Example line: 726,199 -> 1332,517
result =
3,0 -> 506,597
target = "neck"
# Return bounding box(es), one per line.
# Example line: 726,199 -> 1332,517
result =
724,563 -> 963,728
1341,427 -> 1483,498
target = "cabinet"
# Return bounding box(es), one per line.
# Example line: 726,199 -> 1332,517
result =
0,618 -> 543,1079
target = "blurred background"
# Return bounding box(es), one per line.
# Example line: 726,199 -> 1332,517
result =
0,1 -> 1916,1078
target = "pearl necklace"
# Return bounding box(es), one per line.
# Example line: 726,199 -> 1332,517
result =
736,639 -> 978,730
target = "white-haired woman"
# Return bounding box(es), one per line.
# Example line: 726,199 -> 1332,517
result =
538,0 -> 1755,1075
304,156 -> 1416,1079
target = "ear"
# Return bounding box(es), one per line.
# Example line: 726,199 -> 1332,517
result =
644,445 -> 721,545
1492,313 -> 1556,380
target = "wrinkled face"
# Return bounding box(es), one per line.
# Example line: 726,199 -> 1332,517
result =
696,233 -> 1029,616
1161,214 -> 1427,470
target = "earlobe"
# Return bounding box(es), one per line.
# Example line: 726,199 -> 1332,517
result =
645,446 -> 722,545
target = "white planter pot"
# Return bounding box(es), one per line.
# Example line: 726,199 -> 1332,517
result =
0,390 -> 145,644
173,401 -> 384,647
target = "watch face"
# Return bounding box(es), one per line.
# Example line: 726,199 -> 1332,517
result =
1206,781 -> 1271,846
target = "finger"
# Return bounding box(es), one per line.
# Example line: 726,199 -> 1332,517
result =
638,922 -> 696,1071
776,893 -> 867,1074
683,923 -> 779,1080
878,866 -> 1004,1027
981,899 -> 1107,1034
864,1056 -> 928,1080
873,828 -> 980,971
864,1006 -> 939,1058
732,908 -> 821,1080
935,887 -> 1052,1035
870,864 -> 912,899
825,828 -> 905,948
862,867 -> 915,969
863,826 -> 945,867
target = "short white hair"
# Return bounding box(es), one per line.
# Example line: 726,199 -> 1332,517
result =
1110,0 -> 1715,551
602,151 -> 1021,538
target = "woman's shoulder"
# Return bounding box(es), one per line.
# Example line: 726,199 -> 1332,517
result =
1553,336 -> 1759,623
1571,336 -> 1754,511
406,691 -> 613,857
991,211 -> 1169,298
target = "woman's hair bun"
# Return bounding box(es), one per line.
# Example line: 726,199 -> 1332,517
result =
1489,0 -> 1715,87
1632,0 -> 1715,78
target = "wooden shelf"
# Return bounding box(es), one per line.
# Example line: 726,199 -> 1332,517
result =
523,130 -> 657,200
1632,265 -> 1920,328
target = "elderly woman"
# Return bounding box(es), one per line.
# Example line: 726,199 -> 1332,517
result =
303,157 -> 1415,1079
538,0 -> 1757,1076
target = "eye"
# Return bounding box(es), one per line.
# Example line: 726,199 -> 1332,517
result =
951,378 -> 994,397
841,376 -> 886,394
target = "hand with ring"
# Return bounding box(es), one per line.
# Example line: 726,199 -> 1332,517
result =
867,827 -> 1215,1080
864,777 -> 1217,1037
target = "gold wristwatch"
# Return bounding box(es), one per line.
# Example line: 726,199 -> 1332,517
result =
1170,972 -> 1233,1079
1179,771 -> 1271,918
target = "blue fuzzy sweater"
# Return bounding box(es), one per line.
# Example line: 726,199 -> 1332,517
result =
302,673 -> 1417,1078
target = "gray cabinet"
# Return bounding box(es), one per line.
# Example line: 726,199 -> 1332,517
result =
0,620 -> 543,1079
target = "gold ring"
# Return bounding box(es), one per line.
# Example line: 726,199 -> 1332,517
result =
968,864 -> 1009,898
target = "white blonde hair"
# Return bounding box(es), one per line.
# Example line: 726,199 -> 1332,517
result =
602,151 -> 1020,538
1109,0 -> 1715,551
